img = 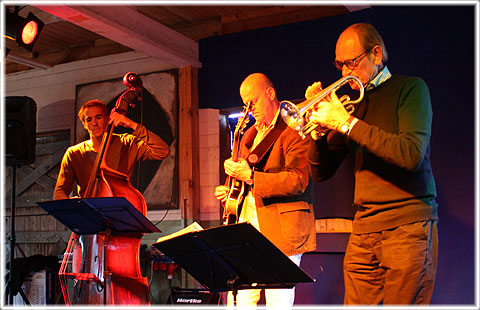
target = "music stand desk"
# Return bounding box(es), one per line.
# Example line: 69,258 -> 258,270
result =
152,222 -> 314,295
37,197 -> 161,235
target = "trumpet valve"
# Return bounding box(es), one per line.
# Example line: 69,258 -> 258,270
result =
339,94 -> 350,103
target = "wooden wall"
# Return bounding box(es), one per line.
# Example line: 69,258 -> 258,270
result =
3,51 -> 196,259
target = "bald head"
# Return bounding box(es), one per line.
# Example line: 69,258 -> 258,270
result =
239,73 -> 279,125
240,73 -> 275,96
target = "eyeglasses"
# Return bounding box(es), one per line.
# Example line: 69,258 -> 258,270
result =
334,48 -> 372,71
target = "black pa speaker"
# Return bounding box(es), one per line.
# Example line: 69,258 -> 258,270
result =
169,288 -> 222,305
5,96 -> 37,166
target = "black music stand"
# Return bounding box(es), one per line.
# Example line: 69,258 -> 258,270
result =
37,197 -> 160,305
37,197 -> 161,235
152,222 -> 314,303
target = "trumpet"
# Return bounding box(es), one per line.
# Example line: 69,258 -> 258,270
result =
280,75 -> 364,139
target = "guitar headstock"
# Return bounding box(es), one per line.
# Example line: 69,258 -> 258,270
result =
235,101 -> 253,135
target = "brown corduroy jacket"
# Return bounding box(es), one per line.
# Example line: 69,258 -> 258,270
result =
239,117 -> 317,256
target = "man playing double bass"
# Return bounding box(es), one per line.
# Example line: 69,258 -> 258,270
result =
53,99 -> 170,305
54,99 -> 170,199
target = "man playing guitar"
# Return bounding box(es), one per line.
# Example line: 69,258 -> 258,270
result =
214,73 -> 316,309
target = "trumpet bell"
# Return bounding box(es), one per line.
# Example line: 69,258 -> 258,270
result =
280,75 -> 364,139
280,101 -> 305,131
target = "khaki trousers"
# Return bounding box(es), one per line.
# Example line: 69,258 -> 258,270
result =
344,220 -> 438,305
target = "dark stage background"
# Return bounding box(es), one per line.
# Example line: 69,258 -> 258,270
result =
198,5 -> 476,305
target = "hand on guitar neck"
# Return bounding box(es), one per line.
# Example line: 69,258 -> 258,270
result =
215,157 -> 254,202
224,157 -> 252,182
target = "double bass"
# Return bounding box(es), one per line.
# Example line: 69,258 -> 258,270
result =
59,73 -> 150,305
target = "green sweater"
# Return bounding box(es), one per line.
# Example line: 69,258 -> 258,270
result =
308,74 -> 438,234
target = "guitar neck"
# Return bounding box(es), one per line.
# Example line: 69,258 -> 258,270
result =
231,130 -> 241,162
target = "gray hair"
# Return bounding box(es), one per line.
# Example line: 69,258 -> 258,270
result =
347,23 -> 389,62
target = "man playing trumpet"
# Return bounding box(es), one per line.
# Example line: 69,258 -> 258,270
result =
306,23 -> 438,305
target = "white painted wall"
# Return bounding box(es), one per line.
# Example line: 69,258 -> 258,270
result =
5,51 -> 174,134
198,109 -> 221,222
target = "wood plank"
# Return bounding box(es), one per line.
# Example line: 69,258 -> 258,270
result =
40,215 -> 49,231
6,51 -> 173,94
15,147 -> 65,196
16,165 -> 57,191
15,215 -> 25,232
136,6 -> 190,27
15,231 -> 72,244
37,101 -> 76,133
173,20 -> 222,41
177,66 -> 200,291
6,40 -> 132,75
34,5 -> 201,68
5,194 -> 53,208
178,66 -> 200,223
220,6 -> 305,24
162,6 -> 219,24
222,6 -> 349,35
16,6 -> 64,24
35,140 -> 69,156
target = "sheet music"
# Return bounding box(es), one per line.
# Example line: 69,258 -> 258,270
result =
156,221 -> 203,243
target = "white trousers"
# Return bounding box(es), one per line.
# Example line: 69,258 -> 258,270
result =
227,253 -> 303,309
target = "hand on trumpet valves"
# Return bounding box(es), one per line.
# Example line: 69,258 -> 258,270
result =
308,91 -> 352,132
224,157 -> 252,182
305,81 -> 323,100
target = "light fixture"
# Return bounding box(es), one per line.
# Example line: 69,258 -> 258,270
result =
5,7 -> 44,52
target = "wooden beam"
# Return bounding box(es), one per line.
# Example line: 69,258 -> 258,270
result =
173,20 -> 222,41
171,6 -> 366,41
221,6 -> 351,36
177,65 -> 200,291
344,5 -> 371,12
178,66 -> 200,224
5,39 -> 132,75
5,53 -> 53,70
34,5 -> 201,68
220,6 -> 306,24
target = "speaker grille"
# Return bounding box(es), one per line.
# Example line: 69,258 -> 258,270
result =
5,96 -> 37,166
